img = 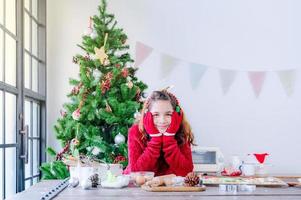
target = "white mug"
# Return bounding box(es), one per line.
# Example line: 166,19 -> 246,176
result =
240,164 -> 255,176
69,166 -> 79,179
78,166 -> 94,183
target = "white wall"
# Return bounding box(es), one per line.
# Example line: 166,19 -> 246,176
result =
47,0 -> 301,173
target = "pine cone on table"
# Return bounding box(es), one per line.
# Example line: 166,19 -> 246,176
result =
89,173 -> 99,188
184,172 -> 200,186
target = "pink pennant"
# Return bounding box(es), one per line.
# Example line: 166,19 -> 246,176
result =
248,72 -> 266,97
135,42 -> 153,67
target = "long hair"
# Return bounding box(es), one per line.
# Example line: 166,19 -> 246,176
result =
137,90 -> 195,146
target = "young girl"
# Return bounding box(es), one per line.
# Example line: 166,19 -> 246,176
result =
124,90 -> 195,176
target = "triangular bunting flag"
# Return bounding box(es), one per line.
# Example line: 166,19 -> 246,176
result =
160,54 -> 180,79
135,42 -> 153,67
219,69 -> 236,95
248,72 -> 266,97
189,63 -> 208,90
277,69 -> 296,96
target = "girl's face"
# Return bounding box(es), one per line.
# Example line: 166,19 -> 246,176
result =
149,100 -> 174,133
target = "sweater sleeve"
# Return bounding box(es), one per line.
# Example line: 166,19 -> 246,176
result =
127,125 -> 162,172
162,136 -> 193,176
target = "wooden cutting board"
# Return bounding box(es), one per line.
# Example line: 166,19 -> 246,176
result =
141,185 -> 206,192
279,177 -> 301,187
287,182 -> 300,187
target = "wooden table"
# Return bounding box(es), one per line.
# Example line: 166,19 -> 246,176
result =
8,180 -> 301,200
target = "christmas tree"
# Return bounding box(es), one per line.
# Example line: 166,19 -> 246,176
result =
40,0 -> 147,179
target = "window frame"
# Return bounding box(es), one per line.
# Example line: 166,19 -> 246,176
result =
0,0 -> 46,197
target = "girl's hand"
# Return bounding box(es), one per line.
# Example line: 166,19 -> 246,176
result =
143,112 -> 162,137
163,111 -> 183,136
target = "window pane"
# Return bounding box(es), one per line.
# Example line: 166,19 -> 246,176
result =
5,93 -> 16,144
24,13 -> 30,51
24,0 -> 30,11
0,149 -> 3,199
33,139 -> 39,175
32,102 -> 38,137
24,53 -> 30,89
5,147 -> 16,198
33,177 -> 39,184
5,34 -> 16,86
25,100 -> 31,137
32,0 -> 38,19
32,58 -> 38,92
25,139 -> 32,178
25,179 -> 31,190
5,0 -> 16,35
0,0 -> 3,25
32,20 -> 38,56
0,91 -> 3,144
0,29 -> 3,82
39,64 -> 45,96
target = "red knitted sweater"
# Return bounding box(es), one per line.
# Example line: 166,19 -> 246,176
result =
123,124 -> 193,176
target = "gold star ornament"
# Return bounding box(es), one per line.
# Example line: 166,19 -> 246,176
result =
94,33 -> 109,65
94,46 -> 108,65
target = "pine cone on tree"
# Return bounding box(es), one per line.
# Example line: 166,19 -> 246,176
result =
184,172 -> 200,187
89,173 -> 99,188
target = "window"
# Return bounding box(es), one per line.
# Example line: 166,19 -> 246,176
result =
0,0 -> 46,198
